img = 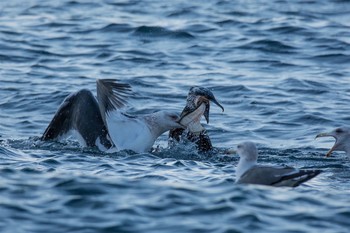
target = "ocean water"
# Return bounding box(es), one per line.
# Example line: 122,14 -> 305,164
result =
1,0 -> 350,232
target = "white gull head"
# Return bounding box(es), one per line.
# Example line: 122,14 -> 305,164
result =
144,111 -> 184,137
236,141 -> 258,180
316,126 -> 350,157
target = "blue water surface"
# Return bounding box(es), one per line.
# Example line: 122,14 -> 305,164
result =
1,0 -> 350,232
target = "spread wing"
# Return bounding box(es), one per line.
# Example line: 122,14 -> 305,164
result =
96,79 -> 133,124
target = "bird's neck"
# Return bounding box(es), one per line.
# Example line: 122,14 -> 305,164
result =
143,114 -> 170,139
236,158 -> 257,180
337,141 -> 350,158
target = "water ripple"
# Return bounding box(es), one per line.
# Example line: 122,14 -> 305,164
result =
1,0 -> 350,232
133,25 -> 195,39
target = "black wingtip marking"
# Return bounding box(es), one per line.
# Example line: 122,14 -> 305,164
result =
272,169 -> 322,187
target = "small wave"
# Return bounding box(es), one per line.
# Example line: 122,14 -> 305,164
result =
277,78 -> 330,95
184,23 -> 215,33
167,8 -> 195,17
311,53 -> 350,64
292,114 -> 333,124
133,26 -> 195,39
100,23 -> 134,33
35,22 -> 79,28
267,25 -> 308,34
238,39 -> 296,54
216,19 -> 243,27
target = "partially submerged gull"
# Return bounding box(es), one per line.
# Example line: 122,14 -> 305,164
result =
235,141 -> 321,187
169,86 -> 224,152
41,79 -> 187,153
316,127 -> 350,157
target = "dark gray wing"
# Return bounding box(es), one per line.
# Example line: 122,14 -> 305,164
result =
237,165 -> 321,187
96,79 -> 133,124
42,89 -> 113,149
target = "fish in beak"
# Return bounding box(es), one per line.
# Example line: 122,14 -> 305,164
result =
315,127 -> 350,157
178,86 -> 224,127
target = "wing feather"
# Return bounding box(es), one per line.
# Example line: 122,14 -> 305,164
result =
96,79 -> 133,124
237,165 -> 321,187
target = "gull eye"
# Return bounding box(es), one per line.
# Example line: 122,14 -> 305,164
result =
237,145 -> 242,149
170,115 -> 178,120
335,128 -> 344,133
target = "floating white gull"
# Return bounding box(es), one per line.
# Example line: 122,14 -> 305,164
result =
169,86 -> 224,152
235,141 -> 321,187
41,79 -> 187,153
316,127 -> 350,157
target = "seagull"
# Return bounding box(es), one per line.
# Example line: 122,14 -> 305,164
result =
235,141 -> 322,187
41,79 -> 187,153
316,127 -> 350,157
169,86 -> 224,152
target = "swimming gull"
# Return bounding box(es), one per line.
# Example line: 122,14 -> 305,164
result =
169,86 -> 224,152
235,141 -> 322,187
41,79 -> 187,153
316,127 -> 350,157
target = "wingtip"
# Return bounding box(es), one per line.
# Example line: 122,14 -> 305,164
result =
313,169 -> 322,176
96,79 -> 133,119
303,169 -> 322,182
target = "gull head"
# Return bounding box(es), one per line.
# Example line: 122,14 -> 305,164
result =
144,111 -> 185,138
178,86 -> 224,127
161,111 -> 185,129
316,127 -> 350,157
236,141 -> 258,180
151,111 -> 185,132
237,141 -> 258,162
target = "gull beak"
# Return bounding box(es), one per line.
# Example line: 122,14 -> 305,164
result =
176,120 -> 187,129
315,132 -> 332,139
315,132 -> 337,157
